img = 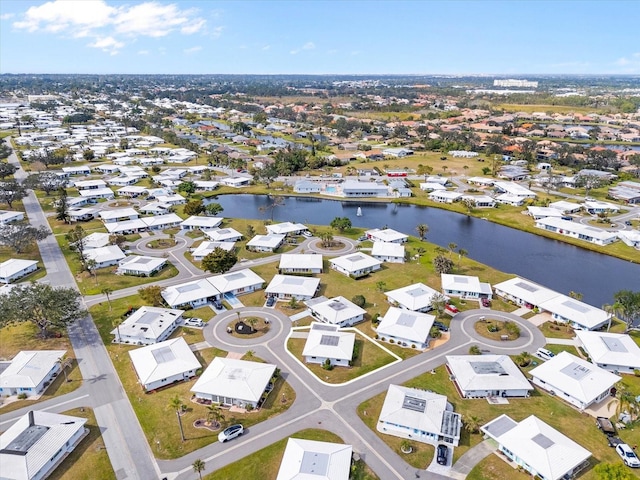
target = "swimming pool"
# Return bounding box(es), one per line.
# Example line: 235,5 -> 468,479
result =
325,186 -> 337,193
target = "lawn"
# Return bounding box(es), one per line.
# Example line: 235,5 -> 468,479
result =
0,245 -> 46,282
89,295 -> 297,459
48,407 -> 115,480
206,428 -> 378,480
358,364 -> 640,478
538,320 -> 576,339
287,329 -> 399,384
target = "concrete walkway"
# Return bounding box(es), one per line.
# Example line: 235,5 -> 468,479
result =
189,341 -> 212,352
545,337 -> 577,345
449,439 -> 496,479
289,309 -> 311,322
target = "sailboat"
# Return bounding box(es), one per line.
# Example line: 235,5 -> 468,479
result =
356,207 -> 362,217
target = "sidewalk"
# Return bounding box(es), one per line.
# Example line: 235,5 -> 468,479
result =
545,337 -> 577,345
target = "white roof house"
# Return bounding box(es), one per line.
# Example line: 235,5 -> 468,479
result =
441,274 -> 492,300
529,351 -> 620,410
276,438 -> 352,480
385,283 -> 441,312
0,210 -> 24,225
142,213 -> 183,230
128,337 -> 201,391
266,222 -> 308,236
111,306 -> 183,345
494,181 -> 536,198
83,245 -> 126,268
116,255 -> 167,276
539,295 -> 611,331
155,193 -> 186,206
74,179 -> 107,190
208,269 -> 265,296
116,185 -> 148,197
493,277 -> 559,309
139,201 -> 172,215
204,227 -> 243,242
180,216 -> 223,231
341,180 -> 389,198
481,414 -> 591,480
279,253 -> 323,274
81,232 -> 111,249
191,241 -> 235,261
535,217 -> 618,246
0,410 -> 88,480
99,208 -> 139,223
246,234 -> 286,252
104,218 -> 148,234
549,200 -> 582,214
428,190 -> 463,203
266,274 -> 320,301
0,350 -> 66,397
191,357 -> 276,408
161,279 -> 220,308
307,296 -> 367,328
371,242 -> 405,263
302,323 -> 355,367
377,384 -> 462,446
575,331 -> 640,374
446,355 -> 533,398
365,228 -> 408,244
329,252 -> 381,278
527,206 -> 563,220
376,307 -> 435,349
0,259 -> 38,284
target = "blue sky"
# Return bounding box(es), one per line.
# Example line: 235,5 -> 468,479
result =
1,0 -> 639,75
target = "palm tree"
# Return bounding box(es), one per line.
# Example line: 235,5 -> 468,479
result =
101,287 -> 113,311
206,405 -> 224,428
246,317 -> 258,331
464,415 -> 483,434
192,459 -> 205,480
259,195 -> 284,222
457,248 -> 468,270
245,349 -> 255,359
416,223 -> 429,241
57,355 -> 72,382
112,317 -> 123,343
169,395 -> 186,442
602,303 -> 615,332
515,351 -> 532,367
447,242 -> 458,257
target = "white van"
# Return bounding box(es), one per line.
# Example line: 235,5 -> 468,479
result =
536,348 -> 555,361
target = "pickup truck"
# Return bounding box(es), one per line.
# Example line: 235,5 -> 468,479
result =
596,416 -> 616,436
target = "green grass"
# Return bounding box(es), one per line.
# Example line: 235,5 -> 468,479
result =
206,428 -> 379,480
287,331 -> 398,384
538,321 -> 576,339
49,407 -> 116,480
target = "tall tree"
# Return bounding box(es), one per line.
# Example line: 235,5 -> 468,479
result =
457,248 -> 468,269
205,202 -> 224,216
0,222 -> 50,253
330,216 -> 352,233
0,162 -> 17,179
169,395 -> 186,442
0,283 -> 86,338
66,225 -> 88,271
138,285 -> 165,307
192,459 -> 206,480
0,180 -> 27,208
202,247 -> 237,274
416,223 -> 429,241
178,181 -> 196,197
184,199 -> 205,216
430,293 -> 447,317
24,171 -> 67,195
612,290 -> 640,332
55,187 -> 70,223
102,287 -> 113,311
433,254 -> 454,274
259,195 -> 284,221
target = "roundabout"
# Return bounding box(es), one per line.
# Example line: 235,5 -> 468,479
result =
204,307 -> 291,350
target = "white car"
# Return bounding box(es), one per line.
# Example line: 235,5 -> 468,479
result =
616,443 -> 640,468
302,230 -> 313,238
218,424 -> 244,443
183,318 -> 204,328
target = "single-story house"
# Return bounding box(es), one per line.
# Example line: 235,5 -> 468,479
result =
493,277 -> 559,310
365,228 -> 408,244
74,179 -> 107,191
191,357 -> 276,409
276,438 -> 352,480
104,218 -> 148,234
466,177 -> 495,187
180,216 -> 223,231
371,242 -> 405,263
302,323 -> 355,367
575,331 -> 640,374
116,186 -> 148,198
111,306 -> 183,345
0,410 -> 88,480
107,176 -> 139,187
191,241 -> 235,261
377,384 -> 462,446
220,176 -> 250,188
266,222 -> 308,236
246,234 -> 286,252
83,245 -> 126,269
307,296 -> 367,327
155,194 -> 186,206
265,274 -> 320,301
495,193 -> 526,206
0,350 -> 66,397
329,252 -> 381,278
204,227 -> 243,242
68,207 -> 98,222
138,201 -> 172,215
583,200 -> 620,215
618,230 -> 640,248
419,182 -> 447,192
116,255 -> 167,276
293,180 -> 321,194
539,294 -> 611,331
493,181 -> 536,198
208,268 -> 265,297
279,253 -> 323,274
77,187 -> 115,200
128,337 -> 201,391
99,208 -> 139,223
0,259 -> 38,284
161,279 -> 220,309
341,180 -> 389,198
62,165 -> 91,175
461,195 -> 496,208
441,274 -> 492,300
376,307 -> 435,349
535,217 -> 618,246
548,200 -> 582,214
527,206 -> 563,220
82,232 -> 111,249
481,414 -> 591,480
193,180 -> 219,191
382,147 -> 414,157
446,355 -> 533,399
385,283 -> 441,312
428,190 -> 463,203
529,351 -> 620,410
142,213 -> 183,230
0,210 -> 24,225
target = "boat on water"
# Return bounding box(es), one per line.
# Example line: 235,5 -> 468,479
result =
357,207 -> 362,216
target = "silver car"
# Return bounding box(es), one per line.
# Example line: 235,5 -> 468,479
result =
218,424 -> 244,443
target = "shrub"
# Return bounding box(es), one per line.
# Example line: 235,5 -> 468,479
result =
322,358 -> 333,371
352,294 -> 366,308
634,369 -> 640,377
389,338 -> 395,344
469,345 -> 482,355
18,393 -> 28,400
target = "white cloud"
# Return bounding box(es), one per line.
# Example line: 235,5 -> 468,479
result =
88,36 -> 124,55
262,45 -> 271,51
137,49 -> 150,55
12,0 -> 207,55
209,25 -> 224,38
183,46 -> 202,55
290,41 -> 315,55
1,13 -> 15,20
613,53 -> 640,73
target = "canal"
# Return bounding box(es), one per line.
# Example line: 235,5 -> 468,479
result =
212,195 -> 639,307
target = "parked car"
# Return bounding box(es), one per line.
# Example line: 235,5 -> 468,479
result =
596,416 -> 616,436
433,321 -> 449,332
213,299 -> 223,310
481,298 -> 491,308
218,424 -> 244,443
184,318 -> 204,328
436,444 -> 448,465
616,443 -> 640,467
445,304 -> 459,314
302,231 -> 313,238
357,235 -> 368,242
536,348 -> 555,361
266,296 -> 276,307
626,221 -> 633,226
608,437 -> 624,448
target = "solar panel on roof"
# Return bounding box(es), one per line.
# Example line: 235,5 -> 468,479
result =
602,337 -> 628,353
484,415 -> 517,437
532,433 -> 554,449
328,301 -> 347,311
176,284 -> 200,293
151,346 -> 176,364
320,335 -> 340,346
562,299 -> 590,313
560,362 -> 592,380
402,395 -> 427,413
515,281 -> 538,292
406,287 -> 427,297
300,451 -> 330,475
454,276 -> 468,283
346,254 -> 364,261
470,361 -> 506,375
137,312 -> 159,324
397,313 -> 417,327
282,277 -> 305,285
225,272 -> 245,281
441,411 -> 461,437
